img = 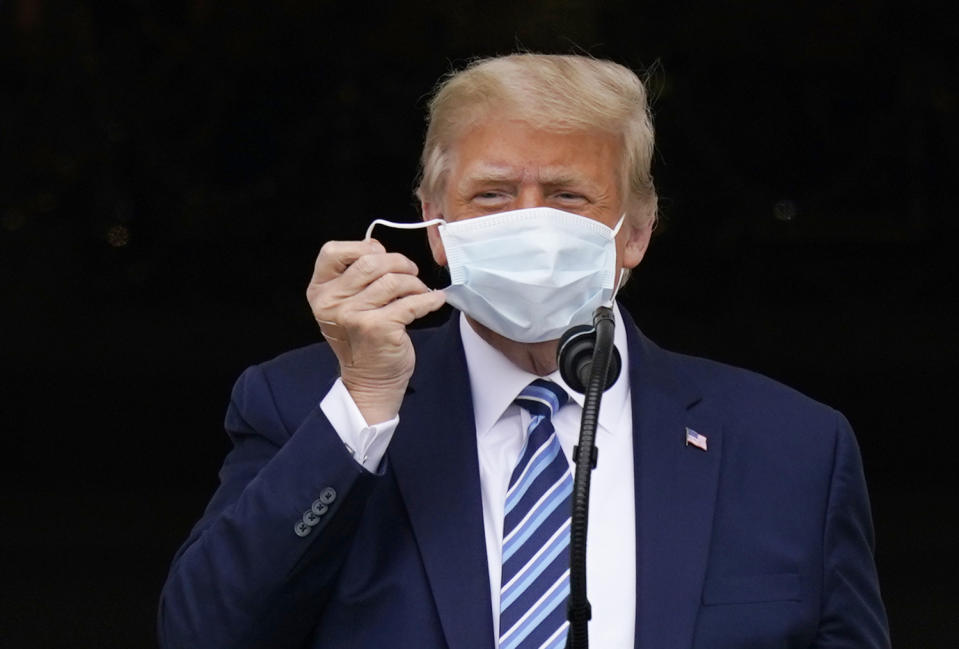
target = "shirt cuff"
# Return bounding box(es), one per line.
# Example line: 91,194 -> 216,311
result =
319,378 -> 399,472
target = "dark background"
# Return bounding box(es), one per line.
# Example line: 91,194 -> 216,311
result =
2,1 -> 956,647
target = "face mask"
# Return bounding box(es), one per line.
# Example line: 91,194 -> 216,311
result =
365,207 -> 625,343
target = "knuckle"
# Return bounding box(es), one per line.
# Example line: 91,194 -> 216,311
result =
318,240 -> 340,258
384,328 -> 407,348
313,297 -> 336,318
307,282 -> 332,307
389,252 -> 416,273
401,300 -> 422,322
378,272 -> 400,295
353,255 -> 378,277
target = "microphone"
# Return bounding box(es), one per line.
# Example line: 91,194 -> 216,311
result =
557,316 -> 621,394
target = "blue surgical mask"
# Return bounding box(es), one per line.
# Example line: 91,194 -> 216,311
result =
366,207 -> 626,343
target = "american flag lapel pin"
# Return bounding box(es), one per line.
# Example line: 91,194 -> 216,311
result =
685,427 -> 708,452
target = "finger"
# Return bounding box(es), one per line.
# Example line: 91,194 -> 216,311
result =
378,289 -> 447,328
310,239 -> 386,284
307,252 -> 422,323
351,272 -> 434,310
334,252 -> 420,294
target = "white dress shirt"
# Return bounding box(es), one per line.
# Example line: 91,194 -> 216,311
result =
320,307 -> 636,647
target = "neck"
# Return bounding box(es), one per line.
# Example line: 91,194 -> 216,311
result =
465,316 -> 559,375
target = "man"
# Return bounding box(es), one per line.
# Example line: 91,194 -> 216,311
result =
158,54 -> 890,648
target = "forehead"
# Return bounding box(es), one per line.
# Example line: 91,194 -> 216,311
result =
447,115 -> 623,186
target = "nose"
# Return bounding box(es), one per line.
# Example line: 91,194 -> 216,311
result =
516,186 -> 547,210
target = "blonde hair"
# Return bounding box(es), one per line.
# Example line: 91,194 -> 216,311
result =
415,53 -> 657,226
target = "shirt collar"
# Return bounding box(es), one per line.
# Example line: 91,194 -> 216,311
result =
459,304 -> 632,436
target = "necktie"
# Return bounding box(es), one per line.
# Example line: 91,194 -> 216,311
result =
499,379 -> 571,649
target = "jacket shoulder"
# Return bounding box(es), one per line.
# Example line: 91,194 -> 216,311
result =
660,346 -> 845,436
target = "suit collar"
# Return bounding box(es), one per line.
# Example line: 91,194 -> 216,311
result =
621,310 -> 721,649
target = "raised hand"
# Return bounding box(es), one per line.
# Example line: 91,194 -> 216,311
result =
306,238 -> 446,423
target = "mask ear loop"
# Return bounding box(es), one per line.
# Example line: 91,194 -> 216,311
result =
605,269 -> 627,308
365,218 -> 446,240
610,211 -> 627,237
605,212 -> 629,308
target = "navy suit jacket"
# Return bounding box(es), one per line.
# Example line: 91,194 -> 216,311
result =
158,308 -> 889,648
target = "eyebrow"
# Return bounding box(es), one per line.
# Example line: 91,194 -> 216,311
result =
459,163 -> 591,188
460,164 -> 516,185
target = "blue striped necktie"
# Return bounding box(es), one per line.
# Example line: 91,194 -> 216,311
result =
499,379 -> 571,649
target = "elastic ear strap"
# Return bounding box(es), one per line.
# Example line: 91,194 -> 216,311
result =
610,212 -> 627,237
365,218 -> 446,240
606,268 -> 624,307
602,212 -> 629,307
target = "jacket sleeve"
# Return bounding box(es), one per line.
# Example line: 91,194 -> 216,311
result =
157,363 -> 380,649
816,413 -> 891,648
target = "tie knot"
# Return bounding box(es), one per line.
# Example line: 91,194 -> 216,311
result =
514,379 -> 568,419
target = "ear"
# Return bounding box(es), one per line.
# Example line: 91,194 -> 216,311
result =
621,218 -> 652,270
422,200 -> 447,267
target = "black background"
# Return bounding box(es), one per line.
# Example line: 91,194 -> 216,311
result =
2,1 -> 956,647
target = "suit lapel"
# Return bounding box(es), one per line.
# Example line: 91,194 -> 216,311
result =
623,315 -> 722,649
389,315 -> 495,649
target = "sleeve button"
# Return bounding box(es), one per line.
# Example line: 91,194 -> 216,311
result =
303,510 -> 321,526
311,499 -> 329,517
294,521 -> 312,537
319,487 -> 336,505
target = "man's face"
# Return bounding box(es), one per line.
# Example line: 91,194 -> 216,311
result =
423,114 -> 651,279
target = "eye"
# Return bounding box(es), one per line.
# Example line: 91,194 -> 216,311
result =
553,191 -> 588,205
472,191 -> 511,206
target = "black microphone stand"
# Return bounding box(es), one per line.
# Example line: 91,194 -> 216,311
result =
557,306 -> 620,649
